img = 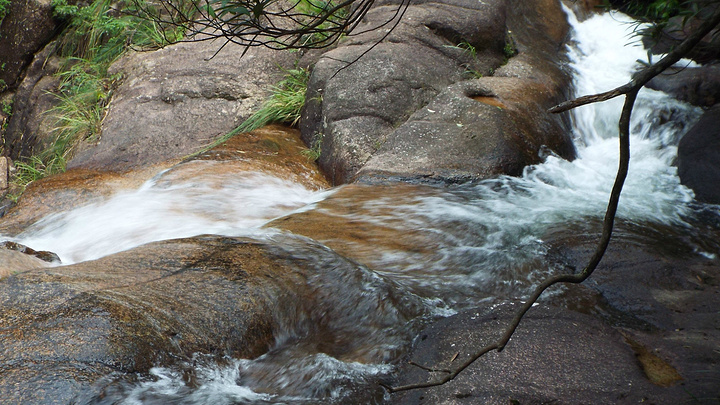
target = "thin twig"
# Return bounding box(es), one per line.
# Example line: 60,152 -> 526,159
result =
387,3 -> 720,394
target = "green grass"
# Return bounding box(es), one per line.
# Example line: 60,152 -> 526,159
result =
196,66 -> 310,155
5,0 -> 193,199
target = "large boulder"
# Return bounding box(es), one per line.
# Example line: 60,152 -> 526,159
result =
0,234 -> 426,403
391,304 -> 677,404
646,64 -> 720,108
0,0 -> 58,91
677,104 -> 720,204
67,41 -> 301,171
301,0 -> 575,185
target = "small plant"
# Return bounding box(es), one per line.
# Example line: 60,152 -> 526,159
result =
503,30 -> 517,61
0,99 -> 10,116
0,0 -> 11,23
301,133 -> 323,161
9,153 -> 66,201
241,66 -> 309,130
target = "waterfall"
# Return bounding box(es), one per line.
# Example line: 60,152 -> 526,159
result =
1,5 -> 715,404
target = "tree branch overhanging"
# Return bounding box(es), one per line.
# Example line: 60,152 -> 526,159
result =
385,4 -> 720,394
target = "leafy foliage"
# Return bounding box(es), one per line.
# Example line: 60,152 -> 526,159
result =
6,0 -> 193,198
0,0 -> 10,23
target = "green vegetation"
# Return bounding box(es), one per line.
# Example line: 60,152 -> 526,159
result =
6,0 -> 192,199
301,133 -> 323,161
0,0 -> 10,23
197,67 -> 310,154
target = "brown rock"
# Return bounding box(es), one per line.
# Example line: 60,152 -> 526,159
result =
0,234 -> 425,403
0,0 -> 57,90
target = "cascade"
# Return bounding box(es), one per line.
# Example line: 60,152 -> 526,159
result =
1,6 -> 716,404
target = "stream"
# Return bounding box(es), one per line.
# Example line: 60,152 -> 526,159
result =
2,6 -> 719,405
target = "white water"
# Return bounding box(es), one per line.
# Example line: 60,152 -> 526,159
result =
8,170 -> 331,264
1,7 -> 715,405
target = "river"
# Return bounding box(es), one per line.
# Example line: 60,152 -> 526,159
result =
3,6 -> 717,404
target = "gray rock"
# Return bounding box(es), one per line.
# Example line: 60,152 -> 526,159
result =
0,0 -> 57,90
300,0 -> 508,184
302,0 -> 575,185
67,41 -> 300,171
677,104 -> 720,204
647,64 -> 720,108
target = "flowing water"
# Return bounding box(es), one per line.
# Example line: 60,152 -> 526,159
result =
2,7 -> 719,405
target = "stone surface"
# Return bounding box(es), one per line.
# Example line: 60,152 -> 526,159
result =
647,64 -> 720,108
677,104 -> 720,204
300,0 -> 509,184
391,304 -> 677,405
0,0 -> 57,90
0,248 -> 49,279
67,40 -> 301,171
3,41 -> 63,160
0,234 -> 425,403
301,0 -> 575,185
0,156 -> 7,190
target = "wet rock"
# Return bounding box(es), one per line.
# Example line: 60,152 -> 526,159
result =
677,104 -> 720,204
67,41 -> 301,171
390,303 -> 679,405
0,125 -> 327,237
0,166 -> 165,236
0,240 -> 60,263
0,247 -> 49,279
545,222 -> 720,402
0,0 -> 58,91
0,234 -> 425,403
646,64 -> 720,108
302,0 -> 575,185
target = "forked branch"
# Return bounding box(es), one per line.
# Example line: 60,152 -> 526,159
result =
386,4 -> 720,393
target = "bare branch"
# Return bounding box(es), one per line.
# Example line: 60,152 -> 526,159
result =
550,4 -> 720,113
387,3 -> 720,394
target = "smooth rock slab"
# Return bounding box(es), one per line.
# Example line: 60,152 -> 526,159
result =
0,234 -> 425,404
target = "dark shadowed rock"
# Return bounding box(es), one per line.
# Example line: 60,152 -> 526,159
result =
544,220 -> 720,403
0,0 -> 58,90
391,303 -> 678,405
3,41 -> 63,160
67,41 -> 300,171
0,234 -> 426,404
677,105 -> 720,204
643,4 -> 720,65
646,64 -> 720,108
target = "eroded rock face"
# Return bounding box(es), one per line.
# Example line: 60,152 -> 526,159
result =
301,0 -> 575,185
3,41 -> 63,160
0,0 -> 57,91
67,41 -> 300,171
0,235 -> 426,403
